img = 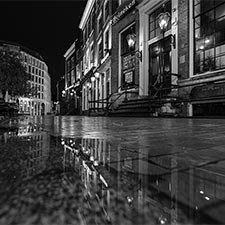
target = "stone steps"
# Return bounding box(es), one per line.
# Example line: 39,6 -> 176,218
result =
110,98 -> 160,117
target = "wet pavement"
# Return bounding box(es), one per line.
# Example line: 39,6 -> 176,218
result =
1,115 -> 225,224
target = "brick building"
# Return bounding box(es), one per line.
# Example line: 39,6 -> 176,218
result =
75,0 -> 225,117
64,40 -> 80,115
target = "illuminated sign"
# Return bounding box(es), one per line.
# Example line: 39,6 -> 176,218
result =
111,0 -> 136,25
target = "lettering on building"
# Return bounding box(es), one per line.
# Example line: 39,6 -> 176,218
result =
111,0 -> 136,26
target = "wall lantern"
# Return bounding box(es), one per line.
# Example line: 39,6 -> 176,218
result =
91,76 -> 96,82
158,12 -> 171,31
86,82 -> 91,88
126,34 -> 136,49
94,72 -> 100,79
126,33 -> 142,62
157,9 -> 176,49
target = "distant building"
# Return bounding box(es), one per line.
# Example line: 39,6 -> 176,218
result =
0,40 -> 51,115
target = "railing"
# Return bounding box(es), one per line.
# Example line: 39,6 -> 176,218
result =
88,84 -> 139,114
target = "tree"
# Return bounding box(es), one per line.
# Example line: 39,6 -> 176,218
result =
0,48 -> 30,101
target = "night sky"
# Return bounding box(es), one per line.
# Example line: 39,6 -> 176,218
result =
0,0 -> 87,100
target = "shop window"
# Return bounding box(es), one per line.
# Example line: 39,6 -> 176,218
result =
194,0 -> 225,74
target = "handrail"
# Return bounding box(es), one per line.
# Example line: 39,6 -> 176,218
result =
88,83 -> 139,113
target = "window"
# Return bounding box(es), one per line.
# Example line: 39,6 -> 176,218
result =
98,39 -> 103,64
120,24 -> 136,89
71,57 -> 74,69
104,0 -> 110,22
71,70 -> 75,84
87,19 -> 91,36
121,25 -> 135,55
91,10 -> 95,31
90,44 -> 94,65
104,29 -> 109,55
194,0 -> 225,74
97,13 -> 103,34
149,1 -> 171,40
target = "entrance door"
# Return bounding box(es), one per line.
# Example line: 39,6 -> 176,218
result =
149,36 -> 171,98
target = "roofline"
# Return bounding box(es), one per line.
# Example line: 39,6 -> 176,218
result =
64,40 -> 77,59
79,0 -> 95,30
0,40 -> 45,62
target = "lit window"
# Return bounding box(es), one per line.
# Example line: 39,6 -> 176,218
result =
194,0 -> 225,74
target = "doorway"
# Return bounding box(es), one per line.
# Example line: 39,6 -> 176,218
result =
149,36 -> 171,98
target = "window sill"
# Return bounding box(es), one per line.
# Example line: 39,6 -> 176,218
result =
191,68 -> 225,79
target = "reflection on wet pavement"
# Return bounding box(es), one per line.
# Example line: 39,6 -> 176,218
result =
1,116 -> 225,224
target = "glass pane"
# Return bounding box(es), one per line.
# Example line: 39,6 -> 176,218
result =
205,21 -> 215,36
215,0 -> 225,6
196,38 -> 204,51
216,44 -> 225,56
216,55 -> 225,68
195,16 -> 201,28
194,3 -> 201,17
149,14 -> 154,24
150,22 -> 155,33
205,10 -> 214,22
150,31 -> 155,39
156,27 -> 161,37
216,14 -> 225,29
195,51 -> 202,73
202,0 -> 215,13
195,28 -> 201,40
216,3 -> 225,19
204,35 -> 214,49
215,27 -> 225,45
194,0 -> 201,6
205,48 -> 214,57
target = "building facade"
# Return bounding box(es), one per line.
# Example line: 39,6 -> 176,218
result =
75,0 -> 225,117
0,41 -> 52,116
64,41 -> 79,115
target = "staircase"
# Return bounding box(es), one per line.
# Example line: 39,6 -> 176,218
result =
109,97 -> 161,117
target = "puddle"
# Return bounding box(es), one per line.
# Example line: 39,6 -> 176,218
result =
0,117 -> 225,224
